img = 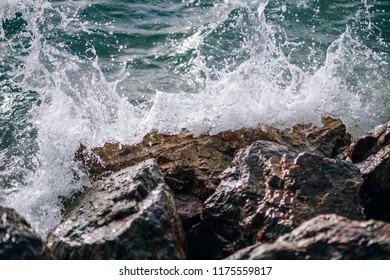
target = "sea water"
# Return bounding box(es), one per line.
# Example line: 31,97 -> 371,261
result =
0,0 -> 389,237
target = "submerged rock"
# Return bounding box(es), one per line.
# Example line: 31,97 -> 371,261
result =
0,206 -> 44,260
188,140 -> 364,259
76,117 -> 350,203
46,159 -> 186,260
340,121 -> 390,221
226,214 -> 390,260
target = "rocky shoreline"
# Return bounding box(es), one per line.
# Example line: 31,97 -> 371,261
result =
1,117 -> 390,260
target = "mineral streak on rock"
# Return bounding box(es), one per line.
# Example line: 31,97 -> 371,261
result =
46,159 -> 186,260
226,214 -> 390,260
0,207 -> 44,260
188,141 -> 364,259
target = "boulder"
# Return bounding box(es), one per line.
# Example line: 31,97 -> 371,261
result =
71,117 -> 351,259
46,159 -> 186,260
76,117 -> 350,204
188,140 -> 364,259
226,214 -> 390,260
0,206 -> 44,259
340,121 -> 390,221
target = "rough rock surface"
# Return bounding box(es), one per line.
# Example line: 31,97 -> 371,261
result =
0,206 -> 44,260
226,214 -> 390,260
188,141 -> 364,259
174,194 -> 203,233
46,159 -> 186,260
340,121 -> 390,221
76,117 -> 350,202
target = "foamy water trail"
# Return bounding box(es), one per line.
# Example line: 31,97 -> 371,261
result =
0,0 -> 389,236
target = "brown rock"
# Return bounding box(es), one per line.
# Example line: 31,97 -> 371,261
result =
76,116 -> 350,203
341,121 -> 390,163
188,140 -> 364,259
73,117 -> 350,245
226,214 -> 390,260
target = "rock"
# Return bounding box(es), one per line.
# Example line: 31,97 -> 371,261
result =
76,117 -> 350,204
276,116 -> 351,158
174,194 -> 203,233
46,159 -> 186,260
188,140 -> 364,259
341,121 -> 390,163
226,214 -> 390,260
0,206 -> 44,260
340,121 -> 390,221
71,117 -> 351,258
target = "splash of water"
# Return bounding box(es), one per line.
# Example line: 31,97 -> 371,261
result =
141,0 -> 389,135
0,0 -> 139,235
0,0 -> 389,236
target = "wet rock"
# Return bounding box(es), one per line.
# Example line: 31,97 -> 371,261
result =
76,117 -> 350,203
46,159 -> 186,260
0,206 -> 44,260
340,121 -> 390,221
276,116 -> 351,158
174,194 -> 203,233
341,121 -> 390,163
75,129 -> 272,201
226,214 -> 390,260
188,141 -> 364,259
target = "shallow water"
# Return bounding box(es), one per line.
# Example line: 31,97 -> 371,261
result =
0,0 -> 389,236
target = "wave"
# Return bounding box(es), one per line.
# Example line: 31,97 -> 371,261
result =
0,0 -> 389,236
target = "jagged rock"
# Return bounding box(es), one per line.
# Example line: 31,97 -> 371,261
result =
46,159 -> 186,260
341,121 -> 390,163
71,117 -> 351,258
226,214 -> 390,260
174,194 -> 203,233
0,206 -> 44,259
340,121 -> 390,221
188,141 -> 364,259
76,117 -> 350,204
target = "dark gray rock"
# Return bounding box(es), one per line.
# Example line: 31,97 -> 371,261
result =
188,141 -> 364,259
0,206 -> 44,259
226,214 -> 390,260
46,159 -> 186,259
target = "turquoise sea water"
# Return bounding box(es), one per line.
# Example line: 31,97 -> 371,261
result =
0,0 -> 389,236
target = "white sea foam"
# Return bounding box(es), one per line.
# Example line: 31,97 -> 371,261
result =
0,0 -> 389,236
